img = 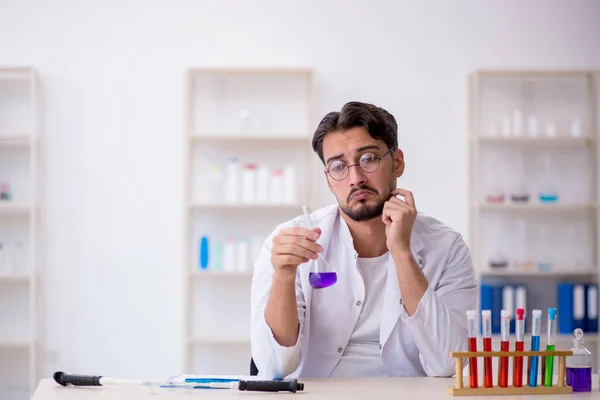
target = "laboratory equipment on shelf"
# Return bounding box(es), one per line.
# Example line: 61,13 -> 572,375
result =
538,154 -> 558,203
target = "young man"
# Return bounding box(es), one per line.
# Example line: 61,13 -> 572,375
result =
250,101 -> 477,379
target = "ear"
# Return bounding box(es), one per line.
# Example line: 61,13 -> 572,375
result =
393,149 -> 405,178
324,169 -> 333,193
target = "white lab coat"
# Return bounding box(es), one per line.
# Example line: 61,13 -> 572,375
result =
250,204 -> 477,379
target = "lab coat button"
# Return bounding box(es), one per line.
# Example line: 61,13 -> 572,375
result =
356,300 -> 362,307
399,299 -> 403,305
418,258 -> 423,265
379,344 -> 382,350
337,347 -> 343,353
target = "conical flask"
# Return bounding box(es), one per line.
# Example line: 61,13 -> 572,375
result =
302,206 -> 337,289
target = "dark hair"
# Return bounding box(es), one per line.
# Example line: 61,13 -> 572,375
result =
312,101 -> 398,164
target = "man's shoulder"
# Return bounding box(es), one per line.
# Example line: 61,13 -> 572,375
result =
414,212 -> 463,244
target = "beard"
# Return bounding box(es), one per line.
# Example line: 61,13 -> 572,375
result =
338,185 -> 389,222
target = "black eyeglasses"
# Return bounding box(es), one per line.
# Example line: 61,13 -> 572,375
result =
326,148 -> 394,181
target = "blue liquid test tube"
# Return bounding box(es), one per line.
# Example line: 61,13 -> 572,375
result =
529,309 -> 542,387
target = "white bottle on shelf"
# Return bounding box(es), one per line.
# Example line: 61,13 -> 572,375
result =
241,164 -> 257,204
270,170 -> 284,204
528,115 -> 539,137
256,166 -> 270,204
571,117 -> 583,138
223,238 -> 236,273
236,239 -> 249,272
546,122 -> 557,137
283,164 -> 298,204
201,164 -> 223,204
225,157 -> 240,203
512,109 -> 522,136
502,114 -> 511,137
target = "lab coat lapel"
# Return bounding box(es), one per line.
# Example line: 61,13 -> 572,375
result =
380,229 -> 426,347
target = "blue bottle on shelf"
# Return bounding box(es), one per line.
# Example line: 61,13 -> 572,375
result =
199,236 -> 209,270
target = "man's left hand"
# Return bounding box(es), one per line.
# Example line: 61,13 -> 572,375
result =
382,188 -> 417,255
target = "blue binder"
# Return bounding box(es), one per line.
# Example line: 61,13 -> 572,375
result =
480,283 -> 502,334
558,283 -> 586,334
586,284 -> 599,333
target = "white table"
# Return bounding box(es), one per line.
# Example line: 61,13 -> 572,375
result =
32,377 -> 600,399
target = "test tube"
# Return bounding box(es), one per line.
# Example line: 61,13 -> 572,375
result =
482,310 -> 493,388
513,308 -> 525,387
528,309 -> 542,387
467,310 -> 478,388
499,310 -> 510,387
544,308 -> 557,386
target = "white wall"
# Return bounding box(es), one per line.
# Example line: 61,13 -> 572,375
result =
1,0 -> 599,381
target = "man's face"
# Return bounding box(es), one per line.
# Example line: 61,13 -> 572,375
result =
322,127 -> 403,222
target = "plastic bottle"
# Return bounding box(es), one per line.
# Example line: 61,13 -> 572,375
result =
199,236 -> 209,270
206,164 -> 223,203
256,166 -> 270,204
241,164 -> 257,204
236,239 -> 249,272
225,158 -> 240,203
283,164 -> 297,204
571,117 -> 583,138
213,242 -> 224,271
567,329 -> 591,392
270,170 -> 284,204
546,122 -> 557,137
513,109 -> 522,136
528,115 -> 539,137
223,238 -> 235,273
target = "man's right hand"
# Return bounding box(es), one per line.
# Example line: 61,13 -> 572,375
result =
271,226 -> 323,280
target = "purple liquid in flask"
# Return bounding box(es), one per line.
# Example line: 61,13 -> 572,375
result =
302,205 -> 337,289
309,272 -> 337,289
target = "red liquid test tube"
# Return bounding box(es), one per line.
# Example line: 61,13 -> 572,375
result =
499,310 -> 510,387
482,310 -> 493,388
467,310 -> 478,388
513,308 -> 525,387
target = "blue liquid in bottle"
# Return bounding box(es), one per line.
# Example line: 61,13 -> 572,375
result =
309,272 -> 337,289
539,193 -> 559,203
567,367 -> 592,392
